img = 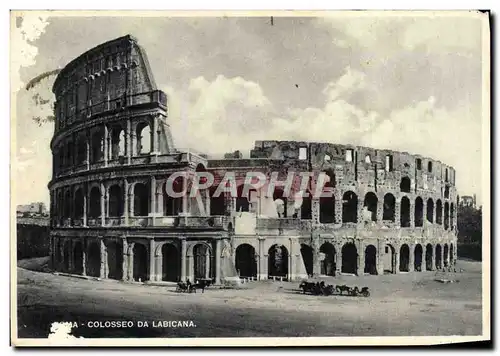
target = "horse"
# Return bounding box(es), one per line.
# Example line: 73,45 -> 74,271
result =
336,284 -> 351,295
351,286 -> 370,297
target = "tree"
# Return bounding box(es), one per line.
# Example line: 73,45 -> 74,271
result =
457,205 -> 482,244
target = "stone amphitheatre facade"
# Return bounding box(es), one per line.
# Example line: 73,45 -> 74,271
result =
49,35 -> 458,284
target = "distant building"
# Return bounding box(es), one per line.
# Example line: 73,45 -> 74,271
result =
17,202 -> 48,215
459,195 -> 476,208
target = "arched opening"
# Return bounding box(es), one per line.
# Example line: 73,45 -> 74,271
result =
319,195 -> 335,223
436,200 -> 443,225
133,243 -> 148,282
323,169 -> 336,188
273,187 -> 288,218
90,131 -> 104,163
364,245 -> 377,275
450,243 -> 454,265
86,242 -> 101,277
383,193 -> 396,222
400,196 -> 411,227
164,177 -> 183,216
73,241 -> 83,275
89,186 -> 101,218
162,244 -> 180,282
450,203 -> 455,229
414,197 -> 423,227
444,186 -> 450,199
236,185 -> 250,213
194,244 -> 212,281
443,244 -> 449,267
435,244 -> 442,269
300,244 -> 313,276
110,127 -> 125,159
106,241 -> 123,280
108,185 -> 124,217
268,244 -> 289,279
300,194 -> 312,220
342,191 -> 358,223
400,176 -> 411,193
363,192 -> 378,221
235,244 -> 257,279
414,244 -> 423,272
426,198 -> 434,223
63,240 -> 71,272
64,190 -> 72,220
76,136 -> 87,165
427,161 -> 433,173
74,189 -> 84,219
425,244 -> 433,271
444,202 -> 450,230
209,184 -> 226,216
320,242 -> 336,276
399,244 -> 410,272
383,244 -> 397,274
133,183 -> 150,216
341,243 -> 357,274
136,122 -> 151,155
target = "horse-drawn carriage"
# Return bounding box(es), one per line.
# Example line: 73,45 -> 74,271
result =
175,278 -> 213,294
299,281 -> 370,297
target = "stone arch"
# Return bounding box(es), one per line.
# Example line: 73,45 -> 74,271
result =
319,195 -> 335,223
75,134 -> 87,165
383,244 -> 397,274
108,184 -> 124,217
63,240 -> 71,272
273,187 -> 288,218
164,177 -> 183,216
133,182 -> 150,216
435,244 -> 442,269
414,244 -> 423,272
443,243 -> 449,267
106,240 -> 123,280
400,176 -> 411,193
342,191 -> 358,223
90,130 -> 104,163
73,241 -> 84,275
300,190 -> 312,220
268,244 -> 289,279
414,197 -> 424,227
323,169 -> 336,188
399,244 -> 410,272
132,242 -> 149,281
400,196 -> 411,227
426,198 -> 434,223
63,190 -> 72,220
444,202 -> 450,230
363,192 -> 378,221
383,193 -> 396,222
136,121 -> 151,155
300,244 -> 313,276
86,241 -> 101,277
193,243 -> 212,281
110,125 -> 126,159
341,243 -> 357,274
235,243 -> 257,278
161,243 -> 180,282
450,203 -> 455,229
436,199 -> 443,225
450,243 -> 454,265
89,186 -> 101,218
320,242 -> 336,276
74,188 -> 84,219
425,244 -> 433,271
364,244 -> 377,275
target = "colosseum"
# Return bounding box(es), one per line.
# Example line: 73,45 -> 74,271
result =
48,35 -> 458,284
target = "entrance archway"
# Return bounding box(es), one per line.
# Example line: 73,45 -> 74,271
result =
133,243 -> 148,282
364,245 -> 377,275
193,244 -> 212,281
63,240 -> 71,272
320,242 -> 336,276
450,243 -> 454,265
73,241 -> 83,275
300,244 -> 314,276
235,244 -> 257,278
435,244 -> 442,269
383,244 -> 396,274
414,244 -> 423,272
162,244 -> 180,282
341,243 -> 357,274
268,244 -> 289,279
425,244 -> 433,270
107,241 -> 123,280
399,244 -> 410,272
86,242 -> 101,277
444,244 -> 449,267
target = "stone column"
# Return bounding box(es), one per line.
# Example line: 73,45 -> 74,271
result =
376,239 -> 383,275
376,197 -> 384,226
128,244 -> 134,282
155,253 -> 162,282
81,238 -> 87,276
100,182 -> 106,226
335,246 -> 342,275
440,244 -> 445,269
150,115 -> 157,153
68,239 -> 74,273
356,199 -> 364,225
258,237 -> 267,280
149,239 -> 155,281
180,239 -> 187,281
334,193 -> 342,224
311,199 -> 320,225
83,185 -> 88,227
86,134 -> 90,170
409,201 -> 415,228
150,176 -> 156,226
104,124 -> 109,166
431,246 -> 436,270
130,128 -> 137,158
394,249 -> 400,274
312,232 -> 321,277
288,238 -> 294,281
126,118 -> 131,164
356,241 -> 364,276
205,249 -> 210,279
215,239 -> 221,284
99,238 -> 108,279
122,237 -> 129,281
408,244 -> 414,272
123,179 -> 129,225
205,189 -> 211,216
394,199 -> 401,227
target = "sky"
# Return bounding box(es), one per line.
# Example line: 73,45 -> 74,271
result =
12,11 -> 487,207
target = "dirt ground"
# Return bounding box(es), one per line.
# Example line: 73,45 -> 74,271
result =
15,257 -> 483,338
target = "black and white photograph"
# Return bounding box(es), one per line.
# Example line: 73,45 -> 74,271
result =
10,10 -> 490,346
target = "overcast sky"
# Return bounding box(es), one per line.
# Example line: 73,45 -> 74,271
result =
13,12 -> 487,207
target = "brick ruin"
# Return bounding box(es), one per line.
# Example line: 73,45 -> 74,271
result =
49,35 -> 458,283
